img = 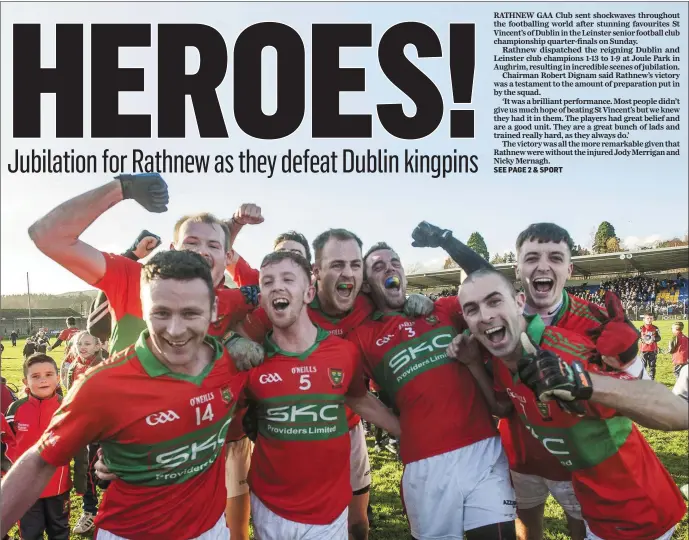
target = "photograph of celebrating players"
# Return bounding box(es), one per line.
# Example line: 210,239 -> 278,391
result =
1,173 -> 687,540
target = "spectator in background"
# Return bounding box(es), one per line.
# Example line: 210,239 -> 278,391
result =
639,314 -> 661,380
22,339 -> 37,360
10,331 -> 17,347
668,322 -> 688,379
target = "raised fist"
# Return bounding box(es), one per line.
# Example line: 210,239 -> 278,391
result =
233,203 -> 264,226
411,221 -> 452,248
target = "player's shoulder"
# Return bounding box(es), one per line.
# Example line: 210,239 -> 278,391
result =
542,325 -> 595,359
78,345 -> 139,386
6,396 -> 29,416
567,293 -> 606,319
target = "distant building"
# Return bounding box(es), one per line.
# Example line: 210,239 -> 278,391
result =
0,308 -> 84,337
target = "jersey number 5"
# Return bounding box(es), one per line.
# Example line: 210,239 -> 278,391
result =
195,404 -> 214,425
299,374 -> 311,391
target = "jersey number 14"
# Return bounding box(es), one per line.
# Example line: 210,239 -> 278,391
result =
195,404 -> 214,425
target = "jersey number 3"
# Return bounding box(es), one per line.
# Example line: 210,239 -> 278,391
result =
195,404 -> 214,425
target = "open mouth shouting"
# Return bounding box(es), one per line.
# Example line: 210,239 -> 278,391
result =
482,325 -> 511,351
384,276 -> 401,290
531,276 -> 554,295
272,297 -> 290,312
336,282 -> 355,299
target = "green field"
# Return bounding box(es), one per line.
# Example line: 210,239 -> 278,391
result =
1,319 -> 687,539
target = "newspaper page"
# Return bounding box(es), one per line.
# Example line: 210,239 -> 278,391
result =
1,1 -> 687,539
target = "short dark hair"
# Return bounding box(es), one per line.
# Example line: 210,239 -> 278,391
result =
312,229 -> 363,264
274,231 -> 312,263
363,242 -> 398,278
173,212 -> 231,251
66,317 -> 76,326
141,250 -> 215,308
260,251 -> 312,281
23,353 -> 58,378
462,268 -> 517,296
515,223 -> 575,255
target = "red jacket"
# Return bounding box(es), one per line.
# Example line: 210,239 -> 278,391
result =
639,324 -> 660,353
5,393 -> 72,497
670,333 -> 688,366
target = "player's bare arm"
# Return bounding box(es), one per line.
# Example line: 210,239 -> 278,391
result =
519,335 -> 688,431
345,393 -> 401,438
28,180 -> 122,284
28,175 -> 168,285
588,373 -> 689,431
224,203 -> 264,250
0,447 -> 56,536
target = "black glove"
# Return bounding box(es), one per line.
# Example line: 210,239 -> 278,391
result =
117,173 -> 169,213
242,401 -> 259,442
518,333 -> 592,416
411,221 -> 452,248
123,230 -> 162,260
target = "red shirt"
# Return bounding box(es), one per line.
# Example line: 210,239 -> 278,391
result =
5,393 -> 72,498
494,316 -> 685,539
639,324 -> 660,353
57,326 -> 79,347
94,253 -> 255,355
227,252 -> 260,288
38,335 -> 246,540
671,333 -> 688,366
245,329 -> 367,524
348,301 -> 496,465
240,294 -> 375,430
501,291 -> 615,481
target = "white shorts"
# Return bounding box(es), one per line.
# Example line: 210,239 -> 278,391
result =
225,437 -> 253,498
95,514 -> 228,539
250,492 -> 348,540
510,470 -> 582,520
349,422 -> 371,494
402,436 -> 516,539
585,523 -> 675,540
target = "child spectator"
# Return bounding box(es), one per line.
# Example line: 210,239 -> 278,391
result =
668,321 -> 688,379
639,313 -> 661,380
4,354 -> 71,540
65,331 -> 105,535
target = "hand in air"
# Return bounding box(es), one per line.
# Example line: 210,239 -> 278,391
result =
411,221 -> 451,248
117,173 -> 169,213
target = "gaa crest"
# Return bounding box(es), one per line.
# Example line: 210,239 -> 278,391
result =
328,368 -> 344,388
221,386 -> 233,404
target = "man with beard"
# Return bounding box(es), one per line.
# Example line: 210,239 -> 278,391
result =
455,268 -> 687,540
244,250 -> 400,540
0,250 -> 248,540
348,243 -> 516,540
28,174 -> 263,540
232,228 -> 433,540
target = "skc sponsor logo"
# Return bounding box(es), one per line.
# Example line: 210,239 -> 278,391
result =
388,333 -> 453,375
259,373 -> 283,384
155,417 -> 233,469
376,334 -> 395,346
146,410 -> 181,426
265,404 -> 340,423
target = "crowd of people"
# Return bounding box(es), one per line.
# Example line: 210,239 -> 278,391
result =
1,173 -> 688,540
563,275 -> 688,316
